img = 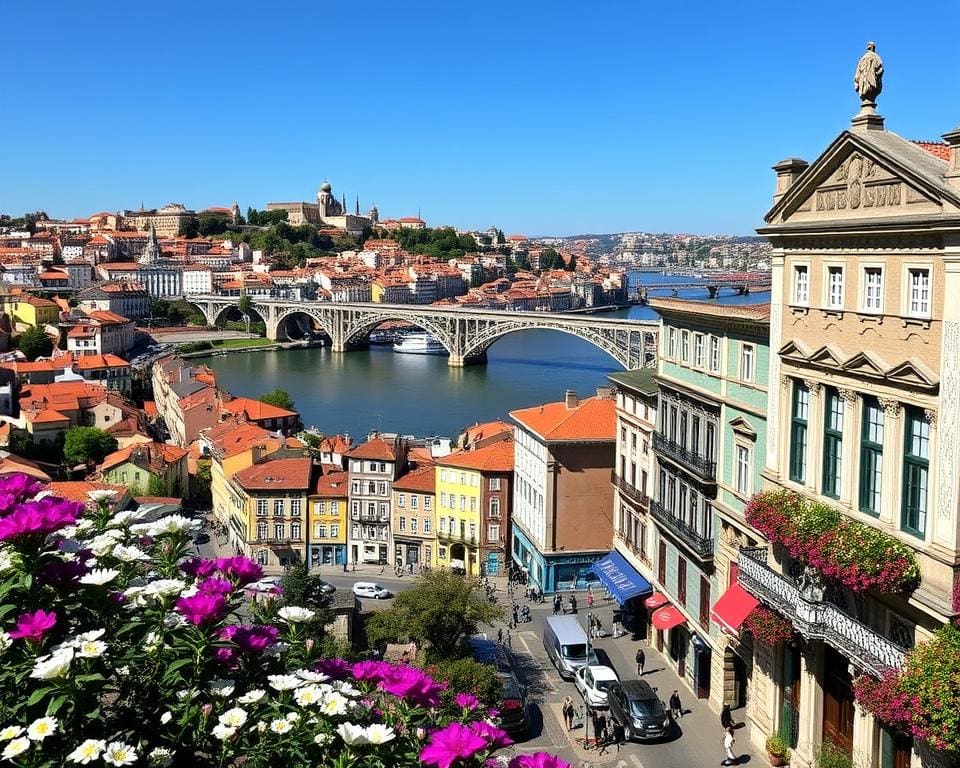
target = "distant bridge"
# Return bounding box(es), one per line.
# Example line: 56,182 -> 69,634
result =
189,296 -> 659,369
635,275 -> 771,303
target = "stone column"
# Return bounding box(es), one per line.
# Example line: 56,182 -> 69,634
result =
803,380 -> 823,494
933,255 -> 960,550
851,695 -> 876,768
765,251 -> 786,476
793,640 -> 824,768
878,398 -> 902,529
839,389 -> 860,509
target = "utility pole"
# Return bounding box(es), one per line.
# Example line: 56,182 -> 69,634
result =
584,610 -> 592,750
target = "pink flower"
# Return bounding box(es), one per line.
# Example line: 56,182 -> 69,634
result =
419,723 -> 489,768
380,666 -> 443,707
0,497 -> 82,541
9,609 -> 57,641
180,557 -> 218,579
352,660 -> 393,682
198,578 -> 234,596
468,720 -> 512,748
214,556 -> 262,585
509,753 -> 572,768
455,692 -> 480,710
315,657 -> 351,679
176,593 -> 227,625
220,624 -> 278,653
0,473 -> 43,503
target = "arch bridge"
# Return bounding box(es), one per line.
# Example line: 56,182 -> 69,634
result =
190,296 -> 658,369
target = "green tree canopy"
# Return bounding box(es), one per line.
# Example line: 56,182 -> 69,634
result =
63,427 -> 118,467
177,217 -> 200,238
538,248 -> 564,271
259,389 -> 295,411
17,326 -> 53,361
366,570 -> 503,660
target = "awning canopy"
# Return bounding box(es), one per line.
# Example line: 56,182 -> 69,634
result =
644,592 -> 669,610
589,551 -> 652,603
710,583 -> 759,635
651,604 -> 686,631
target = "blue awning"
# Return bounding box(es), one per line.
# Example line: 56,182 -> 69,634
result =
589,551 -> 652,603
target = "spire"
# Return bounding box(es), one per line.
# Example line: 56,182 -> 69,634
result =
355,196 -> 360,216
341,193 -> 346,213
140,224 -> 160,265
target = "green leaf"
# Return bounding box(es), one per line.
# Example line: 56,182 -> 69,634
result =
25,687 -> 52,707
46,694 -> 69,717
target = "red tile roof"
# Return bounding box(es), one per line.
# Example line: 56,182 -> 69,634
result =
233,457 -> 313,492
314,469 -> 349,498
346,436 -> 398,461
912,141 -> 951,162
649,298 -> 771,321
462,420 -> 513,446
510,396 -> 616,442
437,438 -> 515,473
220,396 -> 297,421
392,465 -> 436,494
48,481 -> 128,508
99,441 -> 188,473
203,420 -> 279,458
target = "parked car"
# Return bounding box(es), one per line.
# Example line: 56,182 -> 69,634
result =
316,580 -> 336,595
352,582 -> 393,599
247,576 -> 283,594
542,616 -> 598,680
574,665 -> 619,708
497,671 -> 529,738
606,680 -> 672,741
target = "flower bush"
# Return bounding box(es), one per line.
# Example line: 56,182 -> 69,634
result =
853,625 -> 960,754
745,490 -> 920,594
743,605 -> 794,646
0,475 -> 570,768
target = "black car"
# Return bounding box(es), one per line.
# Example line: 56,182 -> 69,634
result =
606,680 -> 672,741
496,671 -> 529,739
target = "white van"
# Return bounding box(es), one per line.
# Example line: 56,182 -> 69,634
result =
542,615 -> 597,680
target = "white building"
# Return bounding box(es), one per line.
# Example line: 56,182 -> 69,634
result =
181,265 -> 214,295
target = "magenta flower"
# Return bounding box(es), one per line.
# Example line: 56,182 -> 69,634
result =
315,657 -> 351,679
0,497 -> 82,541
197,577 -> 234,596
38,558 -> 88,589
175,593 -> 227,625
469,721 -> 512,748
9,609 -> 57,641
220,624 -> 278,653
509,753 -> 572,768
380,666 -> 444,707
454,691 -> 480,710
419,723 -> 489,768
0,473 -> 43,503
214,556 -> 262,585
180,557 -> 218,579
352,660 -> 393,682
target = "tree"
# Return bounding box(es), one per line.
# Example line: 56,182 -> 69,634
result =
63,427 -> 118,468
538,248 -> 563,271
259,389 -> 295,411
565,255 -> 577,271
147,474 -> 168,497
178,217 -> 200,238
17,326 -> 53,361
237,295 -> 253,335
366,571 -> 503,660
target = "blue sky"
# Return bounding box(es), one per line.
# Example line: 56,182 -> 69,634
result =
2,1 -> 957,235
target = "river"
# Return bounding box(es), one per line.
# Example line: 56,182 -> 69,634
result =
207,272 -> 767,440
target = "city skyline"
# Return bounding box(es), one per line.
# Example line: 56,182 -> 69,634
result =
3,1 -> 958,235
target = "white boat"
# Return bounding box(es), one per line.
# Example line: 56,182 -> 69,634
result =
393,333 -> 448,356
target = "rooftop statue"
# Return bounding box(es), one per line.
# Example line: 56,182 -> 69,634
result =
854,41 -> 883,109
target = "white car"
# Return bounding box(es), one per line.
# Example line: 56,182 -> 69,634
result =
574,664 -> 620,708
247,576 -> 283,594
352,582 -> 393,600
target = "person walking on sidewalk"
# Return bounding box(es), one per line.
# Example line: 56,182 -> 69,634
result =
669,690 -> 683,720
636,647 -> 646,676
553,594 -> 562,615
721,703 -> 734,729
562,696 -> 575,731
722,726 -> 738,766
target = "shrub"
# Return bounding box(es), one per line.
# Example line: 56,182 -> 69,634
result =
425,658 -> 504,707
743,605 -> 794,647
814,741 -> 854,768
766,733 -> 790,759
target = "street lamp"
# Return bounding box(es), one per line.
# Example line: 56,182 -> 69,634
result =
583,610 -> 592,750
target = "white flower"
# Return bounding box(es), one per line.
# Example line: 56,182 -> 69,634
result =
1,737 -> 29,760
148,515 -> 199,536
295,669 -> 329,683
107,510 -> 137,527
144,631 -> 162,652
269,718 -> 292,734
285,712 -> 300,723
211,724 -> 236,741
80,568 -> 120,586
75,518 -> 94,533
112,544 -> 149,562
236,689 -> 266,705
77,640 -> 107,659
0,726 -> 23,741
334,681 -> 361,697
87,534 -> 119,556
115,665 -> 130,677
208,679 -> 236,698
0,549 -> 17,575
365,723 -> 396,744
336,722 -> 368,745
293,684 -> 323,706
277,606 -> 315,623
147,746 -> 173,767
77,629 -> 106,642
175,689 -> 196,701
30,648 -> 74,680
218,707 -> 248,728
267,674 -> 303,691
103,741 -> 138,766
26,716 -> 58,741
144,579 -> 187,599
88,489 -> 119,503
160,711 -> 173,724
320,691 -> 350,716
313,733 -> 333,746
67,738 -> 106,764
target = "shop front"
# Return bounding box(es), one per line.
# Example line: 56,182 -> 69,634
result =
590,550 -> 653,634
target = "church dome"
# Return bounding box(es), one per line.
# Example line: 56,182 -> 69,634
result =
319,181 -> 332,193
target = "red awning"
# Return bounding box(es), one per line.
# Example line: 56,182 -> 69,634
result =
644,592 -> 669,610
710,583 -> 760,635
651,604 -> 686,631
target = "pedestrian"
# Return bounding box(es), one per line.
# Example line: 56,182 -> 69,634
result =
596,712 -> 608,755
506,630 -> 512,648
497,627 -> 503,645
669,690 -> 683,720
553,594 -> 561,615
590,710 -> 600,745
562,696 -> 575,731
342,562 -> 348,573
570,594 -> 577,613
721,703 -> 734,729
586,592 -> 594,609
612,719 -> 625,753
722,726 -> 738,766
595,617 -> 604,638
636,647 -> 646,676
512,603 -> 519,626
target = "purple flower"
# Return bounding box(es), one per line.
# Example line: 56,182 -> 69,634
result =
197,577 -> 234,596
0,473 -> 43,504
509,754 -> 572,768
315,657 -> 351,679
419,723 -> 489,768
175,593 -> 227,625
380,666 -> 443,707
9,609 -> 57,641
180,557 -> 218,579
215,646 -> 239,667
220,624 -> 278,653
38,558 -> 88,589
0,497 -> 82,541
454,692 -> 480,711
469,721 -> 512,748
352,660 -> 393,682
214,556 -> 262,585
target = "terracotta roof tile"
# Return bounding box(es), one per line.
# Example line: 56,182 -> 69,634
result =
648,298 -> 771,321
437,438 -> 514,473
345,436 -> 398,461
392,465 -> 436,493
510,396 -> 616,442
314,469 -> 349,497
220,396 -> 297,421
911,140 -> 951,162
233,457 -> 313,491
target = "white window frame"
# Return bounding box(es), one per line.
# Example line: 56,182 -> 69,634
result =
709,336 -> 721,372
680,330 -> 690,362
735,443 -> 751,496
667,328 -> 677,358
825,264 -> 845,310
694,333 -> 705,368
903,264 -> 932,318
740,344 -> 755,383
793,263 -> 810,306
861,264 -> 883,313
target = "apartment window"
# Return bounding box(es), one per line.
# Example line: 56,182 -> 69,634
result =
710,336 -> 721,372
291,499 -> 301,516
316,524 -> 327,538
822,388 -> 844,499
399,516 -> 406,531
908,268 -> 931,316
639,522 -> 647,560
379,463 -> 387,473
681,330 -> 690,362
366,502 -> 375,517
274,523 -> 284,540
256,499 -> 268,517
668,328 -> 677,357
330,524 -> 339,538
677,557 -> 687,606
735,445 -> 750,496
273,499 -> 284,516
658,541 -> 666,584
440,492 -> 447,507
438,545 -> 447,560
469,523 -> 477,540
424,518 -> 431,533
740,344 -> 754,382
368,462 -> 377,472
316,500 -> 326,515
378,482 -> 387,496
679,412 -> 688,450
351,501 -> 359,517
459,495 -> 466,511
699,576 -> 711,629
694,333 -> 705,367
424,497 -> 432,510
459,473 -> 466,485
488,523 -> 500,542
256,550 -> 267,566
789,381 -> 809,483
470,497 -> 477,513
827,266 -> 844,309
379,503 -> 387,518
411,495 -> 419,509
397,494 -> 405,508
489,477 -> 501,491
705,422 -> 716,463
351,525 -> 360,539
490,497 -> 501,517
863,267 -> 883,312
351,480 -> 361,495
291,523 -> 300,540
257,521 -> 267,540
902,407 -> 930,538
793,264 -> 809,304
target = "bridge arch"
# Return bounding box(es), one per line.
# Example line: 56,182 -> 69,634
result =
341,313 -> 456,355
461,322 -> 635,369
270,307 -> 334,342
211,303 -> 269,335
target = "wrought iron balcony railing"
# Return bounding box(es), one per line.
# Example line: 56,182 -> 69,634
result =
652,432 -> 716,481
252,537 -> 304,545
737,546 -> 906,676
437,530 -> 478,546
649,500 -> 714,559
610,470 -> 649,507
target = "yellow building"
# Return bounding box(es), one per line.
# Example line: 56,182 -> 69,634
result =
309,469 -> 348,567
228,457 -> 313,568
12,295 -> 60,329
392,465 -> 436,570
434,454 -> 484,575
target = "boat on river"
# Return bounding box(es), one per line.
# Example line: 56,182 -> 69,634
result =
393,333 -> 448,356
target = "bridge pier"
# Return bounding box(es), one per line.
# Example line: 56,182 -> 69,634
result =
448,352 -> 487,368
707,285 -> 719,298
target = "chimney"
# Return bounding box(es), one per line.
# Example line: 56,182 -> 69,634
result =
596,385 -> 614,399
564,390 -> 578,410
943,126 -> 960,190
772,158 -> 809,205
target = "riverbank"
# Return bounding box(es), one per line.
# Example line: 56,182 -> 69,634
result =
180,339 -> 324,359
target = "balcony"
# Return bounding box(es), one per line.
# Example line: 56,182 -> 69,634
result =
354,512 -> 389,523
652,432 -> 716,482
611,470 -> 649,507
437,530 -> 478,547
737,546 -> 906,677
649,500 -> 714,560
252,537 -> 304,546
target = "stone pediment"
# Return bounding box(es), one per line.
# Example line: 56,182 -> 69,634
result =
886,358 -> 938,388
808,344 -> 845,368
728,416 -> 757,440
765,131 -> 959,225
842,350 -> 888,378
779,339 -> 811,363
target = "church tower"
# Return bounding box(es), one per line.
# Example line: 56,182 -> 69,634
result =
140,225 -> 161,265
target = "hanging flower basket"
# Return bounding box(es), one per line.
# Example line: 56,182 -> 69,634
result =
743,605 -> 794,646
